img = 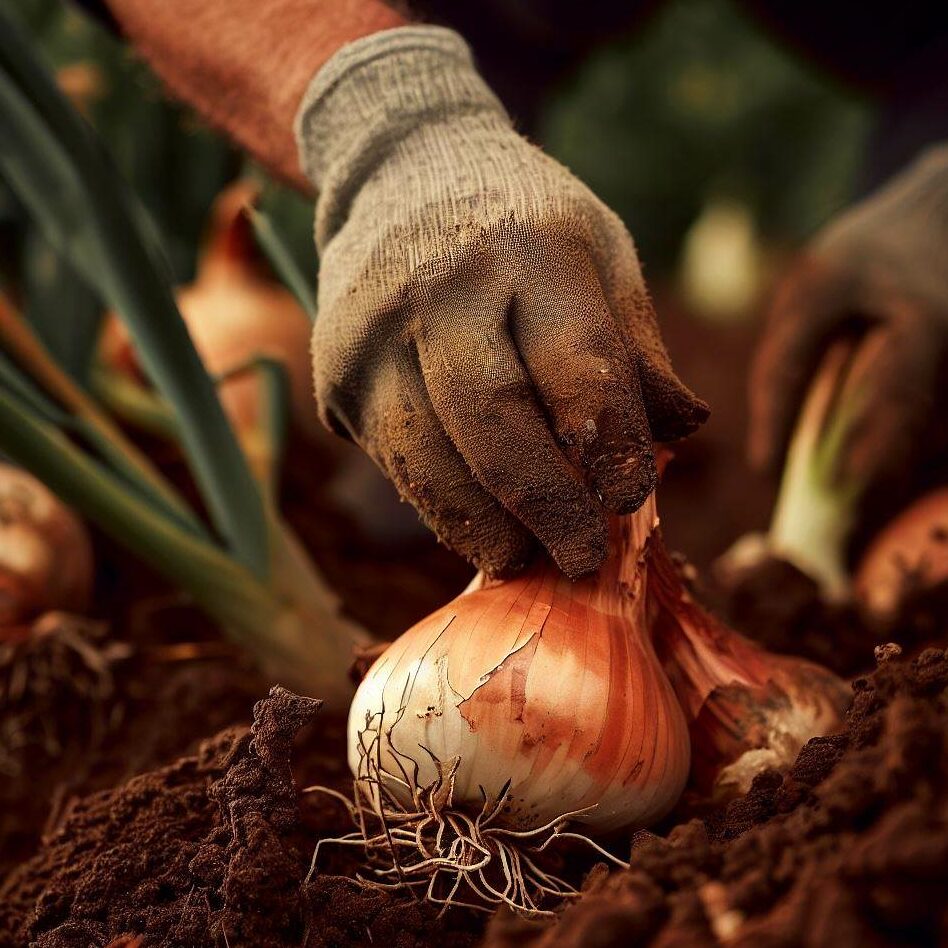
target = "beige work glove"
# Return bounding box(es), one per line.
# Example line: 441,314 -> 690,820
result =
296,26 -> 707,578
750,144 -> 948,520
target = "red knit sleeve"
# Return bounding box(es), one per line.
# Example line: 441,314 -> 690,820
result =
101,0 -> 409,189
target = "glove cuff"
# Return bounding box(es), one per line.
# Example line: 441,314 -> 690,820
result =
294,26 -> 510,247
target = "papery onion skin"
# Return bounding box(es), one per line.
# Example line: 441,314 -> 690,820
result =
648,539 -> 849,797
0,465 -> 94,627
349,496 -> 691,833
351,490 -> 849,828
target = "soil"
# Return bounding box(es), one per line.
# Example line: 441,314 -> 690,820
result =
2,296 -> 948,946
3,631 -> 946,946
0,687 -> 477,948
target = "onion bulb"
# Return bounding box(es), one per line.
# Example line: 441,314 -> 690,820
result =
335,491 -> 848,912
0,464 -> 94,629
99,180 -> 318,446
648,541 -> 849,797
855,487 -> 948,619
349,493 -> 690,835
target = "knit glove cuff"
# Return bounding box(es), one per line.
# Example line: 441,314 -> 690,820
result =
295,26 -> 510,248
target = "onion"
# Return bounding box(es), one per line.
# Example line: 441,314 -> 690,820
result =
331,491 -> 848,912
99,180 -> 318,444
855,487 -> 948,619
0,464 -> 94,628
349,493 -> 690,835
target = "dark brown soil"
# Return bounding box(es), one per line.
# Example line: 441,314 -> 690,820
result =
3,642 -> 947,947
716,553 -> 948,678
0,622 -> 265,883
0,687 -> 476,947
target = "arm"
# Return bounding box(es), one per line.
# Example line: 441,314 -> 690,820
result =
101,0 -> 407,190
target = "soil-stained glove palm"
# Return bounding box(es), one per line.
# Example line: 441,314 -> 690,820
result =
296,27 -> 707,578
750,144 -> 948,510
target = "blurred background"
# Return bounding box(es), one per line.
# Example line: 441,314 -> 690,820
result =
0,0 -> 874,579
4,0 -> 872,288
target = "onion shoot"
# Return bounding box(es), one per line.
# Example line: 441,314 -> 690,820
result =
0,25 -> 366,705
720,336 -> 881,600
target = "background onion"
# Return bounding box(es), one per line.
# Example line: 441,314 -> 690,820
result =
99,179 -> 319,444
0,464 -> 94,628
855,487 -> 948,620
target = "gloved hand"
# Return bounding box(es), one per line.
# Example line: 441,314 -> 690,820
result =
750,144 -> 948,512
296,26 -> 707,578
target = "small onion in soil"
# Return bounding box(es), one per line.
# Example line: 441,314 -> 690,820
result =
0,464 -> 94,628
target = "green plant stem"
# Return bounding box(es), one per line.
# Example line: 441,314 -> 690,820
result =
0,15 -> 268,576
90,362 -> 180,439
209,354 -> 290,497
94,353 -> 290,498
0,294 -> 202,535
767,339 -> 862,599
0,13 -> 372,705
0,385 -> 363,704
246,206 -> 317,323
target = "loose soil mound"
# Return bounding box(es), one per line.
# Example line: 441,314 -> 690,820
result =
0,687 -> 475,948
3,646 -> 946,947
